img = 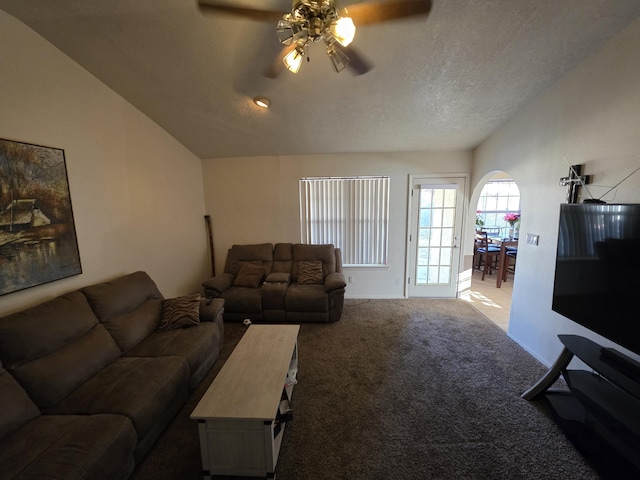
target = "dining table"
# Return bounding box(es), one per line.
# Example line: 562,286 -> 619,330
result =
490,237 -> 518,288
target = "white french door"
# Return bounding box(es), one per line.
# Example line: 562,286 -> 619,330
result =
407,176 -> 466,297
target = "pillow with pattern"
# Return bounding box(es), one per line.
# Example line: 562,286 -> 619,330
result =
158,293 -> 200,331
297,260 -> 324,284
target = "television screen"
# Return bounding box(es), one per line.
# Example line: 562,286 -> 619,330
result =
552,203 -> 640,355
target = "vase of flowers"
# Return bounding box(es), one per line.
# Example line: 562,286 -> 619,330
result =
504,213 -> 520,239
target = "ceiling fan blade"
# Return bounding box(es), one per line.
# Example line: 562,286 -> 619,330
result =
197,1 -> 284,22
341,0 -> 432,26
344,46 -> 373,76
263,44 -> 297,78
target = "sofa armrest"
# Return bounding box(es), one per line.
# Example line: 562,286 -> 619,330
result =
199,296 -> 224,347
202,273 -> 235,297
199,297 -> 224,322
264,272 -> 291,285
324,272 -> 346,293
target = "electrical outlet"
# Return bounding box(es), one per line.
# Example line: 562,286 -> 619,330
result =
526,233 -> 539,246
348,276 -> 354,283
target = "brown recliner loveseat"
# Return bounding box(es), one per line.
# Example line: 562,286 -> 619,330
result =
202,243 -> 346,323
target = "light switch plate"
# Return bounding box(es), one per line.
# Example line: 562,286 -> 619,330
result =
526,233 -> 539,246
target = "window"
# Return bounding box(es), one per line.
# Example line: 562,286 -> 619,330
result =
299,176 -> 389,266
476,180 -> 520,233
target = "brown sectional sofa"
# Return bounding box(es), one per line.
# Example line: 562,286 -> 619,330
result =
0,271 -> 224,480
202,243 -> 346,323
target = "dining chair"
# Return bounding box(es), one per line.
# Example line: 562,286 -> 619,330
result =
503,247 -> 518,281
475,232 -> 501,280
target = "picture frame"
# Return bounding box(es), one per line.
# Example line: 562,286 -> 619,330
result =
0,138 -> 82,295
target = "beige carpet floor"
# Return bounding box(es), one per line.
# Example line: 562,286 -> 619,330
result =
130,298 -> 600,480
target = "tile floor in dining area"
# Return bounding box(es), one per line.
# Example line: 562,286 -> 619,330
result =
463,267 -> 514,332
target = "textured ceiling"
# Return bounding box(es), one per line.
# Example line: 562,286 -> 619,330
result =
1,0 -> 640,159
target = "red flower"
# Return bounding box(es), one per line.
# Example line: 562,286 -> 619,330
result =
504,213 -> 520,226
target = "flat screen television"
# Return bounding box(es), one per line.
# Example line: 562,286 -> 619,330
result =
552,203 -> 640,355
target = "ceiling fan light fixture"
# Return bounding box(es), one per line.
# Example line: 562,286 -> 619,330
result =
331,16 -> 356,47
276,19 -> 294,45
277,19 -> 307,46
283,46 -> 305,74
327,45 -> 349,73
199,0 -> 433,77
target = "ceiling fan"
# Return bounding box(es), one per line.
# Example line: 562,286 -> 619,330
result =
197,0 -> 432,76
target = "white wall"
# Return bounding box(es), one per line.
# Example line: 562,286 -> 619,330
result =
0,11 -> 210,315
473,18 -> 640,366
202,151 -> 472,298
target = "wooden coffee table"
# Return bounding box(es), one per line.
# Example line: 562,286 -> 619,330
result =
191,324 -> 299,479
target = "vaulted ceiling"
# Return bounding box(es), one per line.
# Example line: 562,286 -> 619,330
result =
1,0 -> 640,159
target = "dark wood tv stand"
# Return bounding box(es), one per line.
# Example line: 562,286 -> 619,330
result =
523,335 -> 640,479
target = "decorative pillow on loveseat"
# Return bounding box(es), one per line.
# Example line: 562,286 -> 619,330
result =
296,260 -> 324,284
233,262 -> 265,288
158,293 -> 201,331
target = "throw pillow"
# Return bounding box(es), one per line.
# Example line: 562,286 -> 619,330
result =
297,260 -> 324,285
158,293 -> 201,332
265,272 -> 291,284
233,262 -> 265,288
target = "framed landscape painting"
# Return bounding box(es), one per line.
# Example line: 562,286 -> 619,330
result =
0,138 -> 82,295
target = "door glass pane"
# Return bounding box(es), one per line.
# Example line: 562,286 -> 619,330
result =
420,189 -> 433,207
433,189 -> 444,207
418,248 -> 428,265
444,189 -> 456,207
432,208 -> 443,227
440,266 -> 451,284
441,228 -> 454,246
415,186 -> 458,286
417,266 -> 428,283
428,248 -> 440,264
427,266 -> 439,283
442,209 -> 455,228
429,228 -> 442,245
419,209 -> 431,226
418,228 -> 430,246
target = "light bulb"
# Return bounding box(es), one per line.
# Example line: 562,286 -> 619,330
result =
331,17 -> 356,47
283,47 -> 304,74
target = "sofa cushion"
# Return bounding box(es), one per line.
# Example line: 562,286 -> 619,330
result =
158,293 -> 201,331
202,273 -> 235,296
82,271 -> 164,353
0,291 -> 121,409
0,363 -> 40,442
222,286 -> 263,313
233,262 -> 266,288
0,414 -> 136,480
46,356 -> 189,446
285,284 -> 329,312
126,321 -> 223,390
225,243 -> 273,276
265,272 -> 291,284
292,244 -> 336,281
272,242 -> 293,273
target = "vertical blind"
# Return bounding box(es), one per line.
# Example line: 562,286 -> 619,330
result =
299,176 -> 389,266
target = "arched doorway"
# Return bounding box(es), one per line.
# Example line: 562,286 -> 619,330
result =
464,172 -> 521,332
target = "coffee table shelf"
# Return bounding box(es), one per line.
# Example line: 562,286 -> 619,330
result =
191,324 -> 299,479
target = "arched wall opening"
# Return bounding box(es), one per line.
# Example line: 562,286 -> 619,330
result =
460,170 -> 521,332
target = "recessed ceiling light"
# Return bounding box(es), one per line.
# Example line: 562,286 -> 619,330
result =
253,96 -> 270,109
